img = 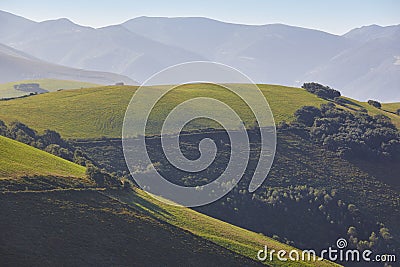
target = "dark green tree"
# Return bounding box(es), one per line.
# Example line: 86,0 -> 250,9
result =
367,100 -> 381,109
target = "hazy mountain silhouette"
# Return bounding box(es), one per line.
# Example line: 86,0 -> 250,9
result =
1,10 -> 399,101
0,43 -> 135,85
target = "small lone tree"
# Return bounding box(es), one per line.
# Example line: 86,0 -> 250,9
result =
367,100 -> 381,109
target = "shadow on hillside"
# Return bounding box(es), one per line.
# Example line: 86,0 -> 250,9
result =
382,109 -> 399,116
331,98 -> 363,107
107,189 -> 172,220
329,98 -> 363,111
348,159 -> 400,188
341,98 -> 362,107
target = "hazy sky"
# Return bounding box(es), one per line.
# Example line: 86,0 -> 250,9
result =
1,0 -> 399,35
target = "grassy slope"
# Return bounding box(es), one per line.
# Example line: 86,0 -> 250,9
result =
382,102 -> 400,113
0,137 -> 259,265
0,136 -> 338,266
0,79 -> 100,99
0,135 -> 86,179
109,188 -> 339,267
0,84 -> 361,138
72,130 -> 399,263
343,97 -> 400,129
0,190 -> 262,267
0,83 -> 397,139
381,102 -> 400,128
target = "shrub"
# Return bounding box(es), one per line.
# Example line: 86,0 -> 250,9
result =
86,165 -> 122,188
367,100 -> 381,109
302,82 -> 341,100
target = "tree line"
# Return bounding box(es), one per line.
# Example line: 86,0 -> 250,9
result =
281,102 -> 400,160
0,120 -> 123,188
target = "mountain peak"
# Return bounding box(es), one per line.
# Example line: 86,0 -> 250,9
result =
41,17 -> 77,26
344,24 -> 400,42
36,17 -> 94,32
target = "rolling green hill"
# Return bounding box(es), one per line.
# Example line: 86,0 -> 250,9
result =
108,187 -> 338,267
0,135 -> 86,179
342,97 -> 400,128
0,134 -> 338,266
73,127 -> 400,260
0,190 -> 265,267
2,83 -> 395,266
382,102 -> 400,115
0,79 -> 101,99
0,83 -> 397,139
0,135 -> 261,265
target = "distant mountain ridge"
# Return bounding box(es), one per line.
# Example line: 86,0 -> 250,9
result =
0,10 -> 399,101
0,43 -> 135,85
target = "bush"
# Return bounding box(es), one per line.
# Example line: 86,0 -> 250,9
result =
45,144 -> 73,161
302,82 -> 341,100
86,165 -> 122,188
367,100 -> 381,109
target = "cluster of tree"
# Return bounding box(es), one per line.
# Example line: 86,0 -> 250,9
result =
205,182 -> 397,255
74,128 -> 399,256
86,164 -> 123,188
291,103 -> 400,160
302,82 -> 341,100
255,185 -> 394,253
347,224 -> 393,252
0,120 -> 90,165
0,120 -> 125,188
367,100 -> 382,109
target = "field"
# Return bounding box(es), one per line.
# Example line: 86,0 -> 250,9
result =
0,83 -> 397,139
0,79 -> 100,99
0,135 -> 86,179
